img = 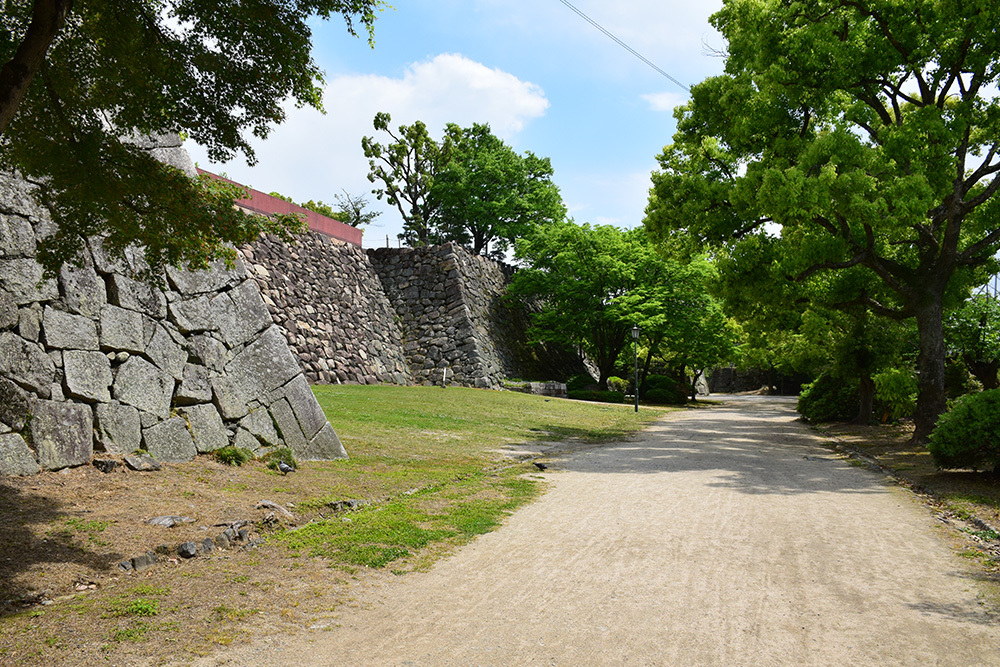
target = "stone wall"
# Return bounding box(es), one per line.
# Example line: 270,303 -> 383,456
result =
367,243 -> 589,388
0,171 -> 346,477
241,232 -> 411,386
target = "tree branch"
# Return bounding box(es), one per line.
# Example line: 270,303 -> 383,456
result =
0,0 -> 73,135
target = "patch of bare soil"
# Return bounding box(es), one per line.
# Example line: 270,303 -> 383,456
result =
0,458 -> 391,666
818,419 -> 1000,583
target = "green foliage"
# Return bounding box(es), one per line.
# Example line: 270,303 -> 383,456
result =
644,387 -> 686,406
796,373 -> 859,423
566,374 -> 596,392
214,446 -> 254,467
873,368 -> 917,421
262,447 -> 297,472
567,390 -> 625,404
362,112 -> 454,247
433,123 -> 565,258
0,0 -> 385,277
363,114 -> 563,252
928,390 -> 1000,472
945,294 -> 1000,389
331,190 -> 382,228
606,376 -> 628,393
644,0 -> 1000,440
509,222 -> 735,390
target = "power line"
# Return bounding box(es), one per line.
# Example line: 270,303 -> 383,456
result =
556,0 -> 690,93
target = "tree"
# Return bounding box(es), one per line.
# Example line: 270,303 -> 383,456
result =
0,0 -> 385,277
331,190 -> 381,228
645,0 -> 1000,442
508,222 -> 736,391
713,232 -> 915,423
363,114 -> 565,254
433,123 -> 565,259
616,255 -> 738,400
362,112 -> 451,247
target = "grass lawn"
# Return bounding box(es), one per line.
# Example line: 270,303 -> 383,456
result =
277,385 -> 670,571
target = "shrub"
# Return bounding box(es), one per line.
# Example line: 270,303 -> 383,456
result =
607,376 -> 629,393
645,374 -> 676,391
796,373 -> 858,422
645,387 -> 686,405
262,447 -> 298,472
928,389 -> 1000,472
567,390 -> 625,404
566,374 -> 597,392
214,446 -> 254,467
873,368 -> 917,421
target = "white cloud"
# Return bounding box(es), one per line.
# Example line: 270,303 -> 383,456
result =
642,91 -> 688,113
186,53 -> 549,247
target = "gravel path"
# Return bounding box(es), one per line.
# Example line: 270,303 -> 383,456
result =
201,396 -> 1000,666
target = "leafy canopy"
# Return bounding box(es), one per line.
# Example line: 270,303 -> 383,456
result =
644,0 -> 1000,440
362,113 -> 565,254
508,221 -> 735,389
0,0 -> 386,276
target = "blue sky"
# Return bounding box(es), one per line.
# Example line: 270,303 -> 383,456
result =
187,0 -> 727,248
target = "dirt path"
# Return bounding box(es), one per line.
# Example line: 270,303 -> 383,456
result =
197,396 -> 1000,666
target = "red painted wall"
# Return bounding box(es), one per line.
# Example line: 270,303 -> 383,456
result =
197,169 -> 363,247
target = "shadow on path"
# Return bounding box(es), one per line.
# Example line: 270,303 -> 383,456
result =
550,395 -> 888,497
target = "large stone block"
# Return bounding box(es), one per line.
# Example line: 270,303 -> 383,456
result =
0,258 -> 58,304
113,356 -> 174,419
301,423 -> 348,461
268,398 -> 307,453
145,323 -> 186,379
0,332 -> 54,397
142,417 -> 196,463
165,257 -> 245,295
179,403 -> 228,453
0,375 -> 30,431
280,374 -> 327,440
0,213 -> 35,258
99,305 -> 145,353
211,375 -> 248,420
60,261 -> 106,319
0,433 -> 40,476
225,326 -> 301,405
42,306 -> 99,350
0,292 -> 16,330
0,174 -> 45,220
88,236 -> 126,275
30,400 -> 93,471
107,274 -> 166,318
238,408 -> 282,449
63,350 -> 112,403
168,294 -> 214,334
216,280 -> 272,348
188,335 -> 228,371
175,363 -> 213,404
95,401 -> 141,454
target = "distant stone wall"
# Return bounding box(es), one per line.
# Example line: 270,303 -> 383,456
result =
241,232 -> 411,386
0,171 -> 346,477
368,243 -> 589,388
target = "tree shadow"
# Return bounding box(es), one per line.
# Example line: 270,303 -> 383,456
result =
0,480 -> 123,615
535,395 -> 890,496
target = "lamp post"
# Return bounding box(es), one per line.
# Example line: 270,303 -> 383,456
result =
631,326 -> 640,413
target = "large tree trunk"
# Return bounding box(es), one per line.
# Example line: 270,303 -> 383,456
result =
854,372 -> 875,425
912,300 -> 948,444
0,0 -> 73,135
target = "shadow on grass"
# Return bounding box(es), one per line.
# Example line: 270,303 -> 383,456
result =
0,482 -> 123,615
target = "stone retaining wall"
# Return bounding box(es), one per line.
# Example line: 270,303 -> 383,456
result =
0,171 -> 346,477
241,232 -> 411,386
